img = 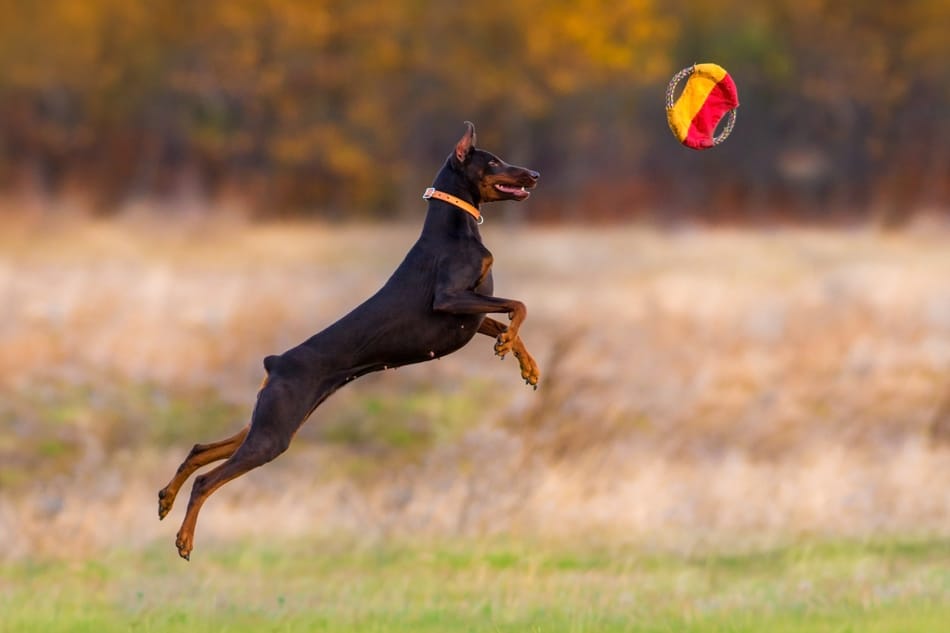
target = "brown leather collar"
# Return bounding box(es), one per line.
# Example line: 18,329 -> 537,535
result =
423,187 -> 482,224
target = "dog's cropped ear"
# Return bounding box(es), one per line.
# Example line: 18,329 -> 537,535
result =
454,121 -> 476,165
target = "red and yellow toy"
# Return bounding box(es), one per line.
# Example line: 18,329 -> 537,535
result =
666,63 -> 739,150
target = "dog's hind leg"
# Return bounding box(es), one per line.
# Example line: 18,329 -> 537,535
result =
157,424 -> 250,520
157,374 -> 273,519
478,317 -> 540,388
174,377 -> 306,560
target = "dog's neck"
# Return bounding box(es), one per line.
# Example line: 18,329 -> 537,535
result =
424,189 -> 481,223
433,158 -> 481,206
422,160 -> 483,235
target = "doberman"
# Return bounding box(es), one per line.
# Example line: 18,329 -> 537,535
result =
158,122 -> 541,559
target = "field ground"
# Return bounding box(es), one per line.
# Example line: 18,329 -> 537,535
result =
3,537 -> 949,632
2,217 -> 950,630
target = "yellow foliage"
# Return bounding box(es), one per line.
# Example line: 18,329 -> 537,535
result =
0,0 -> 947,215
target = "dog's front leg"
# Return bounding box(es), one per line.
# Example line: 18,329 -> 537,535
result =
433,290 -> 526,339
433,255 -> 536,385
478,317 -> 540,388
433,289 -> 538,388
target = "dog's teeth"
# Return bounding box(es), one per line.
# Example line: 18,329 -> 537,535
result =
521,186 -> 527,192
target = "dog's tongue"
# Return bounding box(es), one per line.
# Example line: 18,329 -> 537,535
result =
495,183 -> 530,198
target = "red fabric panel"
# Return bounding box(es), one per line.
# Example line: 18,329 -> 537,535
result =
683,74 -> 739,150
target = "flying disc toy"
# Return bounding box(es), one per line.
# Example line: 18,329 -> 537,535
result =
666,63 -> 739,150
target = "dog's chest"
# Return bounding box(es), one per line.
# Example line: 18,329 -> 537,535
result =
474,246 -> 494,292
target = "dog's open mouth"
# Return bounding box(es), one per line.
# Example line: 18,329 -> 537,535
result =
494,183 -> 533,200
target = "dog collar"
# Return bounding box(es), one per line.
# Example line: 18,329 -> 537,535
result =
423,188 -> 483,224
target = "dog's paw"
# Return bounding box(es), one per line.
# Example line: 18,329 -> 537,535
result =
175,530 -> 194,561
157,487 -> 174,520
494,331 -> 515,358
496,334 -> 539,389
514,349 -> 540,389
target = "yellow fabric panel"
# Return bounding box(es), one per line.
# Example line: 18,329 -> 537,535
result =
666,63 -> 728,142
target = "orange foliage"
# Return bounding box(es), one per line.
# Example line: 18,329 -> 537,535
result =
0,0 -> 947,220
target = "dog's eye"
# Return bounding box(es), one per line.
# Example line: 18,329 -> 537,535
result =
488,160 -> 500,168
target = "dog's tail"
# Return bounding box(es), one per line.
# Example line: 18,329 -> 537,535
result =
263,355 -> 281,374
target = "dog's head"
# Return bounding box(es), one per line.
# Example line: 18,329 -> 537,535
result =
452,121 -> 539,203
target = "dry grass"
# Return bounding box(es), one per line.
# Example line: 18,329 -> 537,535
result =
2,215 -> 950,559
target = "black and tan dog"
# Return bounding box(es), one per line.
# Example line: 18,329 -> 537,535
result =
158,122 -> 540,559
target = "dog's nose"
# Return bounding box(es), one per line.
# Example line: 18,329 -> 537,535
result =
528,170 -> 540,181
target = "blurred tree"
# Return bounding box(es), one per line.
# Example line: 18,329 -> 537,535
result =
0,0 -> 946,221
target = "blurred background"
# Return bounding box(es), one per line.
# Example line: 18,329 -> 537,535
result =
1,0 -> 948,223
2,0 -> 950,561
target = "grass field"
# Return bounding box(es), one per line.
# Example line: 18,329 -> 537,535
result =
2,216 -> 950,630
3,537 -> 949,632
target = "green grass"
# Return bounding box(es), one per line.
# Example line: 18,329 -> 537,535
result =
315,381 -> 494,455
3,538 -> 948,632
0,381 -> 247,490
0,377 -> 494,491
